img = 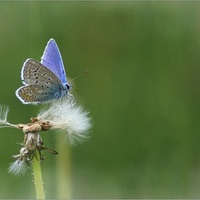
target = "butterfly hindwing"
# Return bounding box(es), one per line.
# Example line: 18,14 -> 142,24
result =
16,84 -> 63,104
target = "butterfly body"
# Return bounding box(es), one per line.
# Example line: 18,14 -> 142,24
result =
16,39 -> 71,104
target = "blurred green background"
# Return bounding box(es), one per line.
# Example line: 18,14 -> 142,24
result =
0,1 -> 200,199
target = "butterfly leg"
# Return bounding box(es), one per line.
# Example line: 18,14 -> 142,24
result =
67,93 -> 75,107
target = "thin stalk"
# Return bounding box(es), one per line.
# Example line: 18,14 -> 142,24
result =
32,150 -> 45,199
56,135 -> 71,199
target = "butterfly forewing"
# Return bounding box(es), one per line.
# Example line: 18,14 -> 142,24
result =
22,59 -> 62,85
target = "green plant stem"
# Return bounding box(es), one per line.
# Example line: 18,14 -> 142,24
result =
56,135 -> 71,199
32,150 -> 45,199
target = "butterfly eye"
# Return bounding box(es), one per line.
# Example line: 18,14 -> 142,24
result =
66,83 -> 71,90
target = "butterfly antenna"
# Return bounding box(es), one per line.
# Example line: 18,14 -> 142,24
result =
70,70 -> 89,82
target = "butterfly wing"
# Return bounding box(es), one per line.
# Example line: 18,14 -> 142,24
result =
41,38 -> 67,84
16,84 -> 63,104
16,59 -> 66,104
21,58 -> 62,85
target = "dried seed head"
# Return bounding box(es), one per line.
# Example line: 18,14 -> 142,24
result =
37,99 -> 92,144
22,123 -> 42,133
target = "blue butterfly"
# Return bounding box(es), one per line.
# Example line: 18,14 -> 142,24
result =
16,38 -> 71,104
